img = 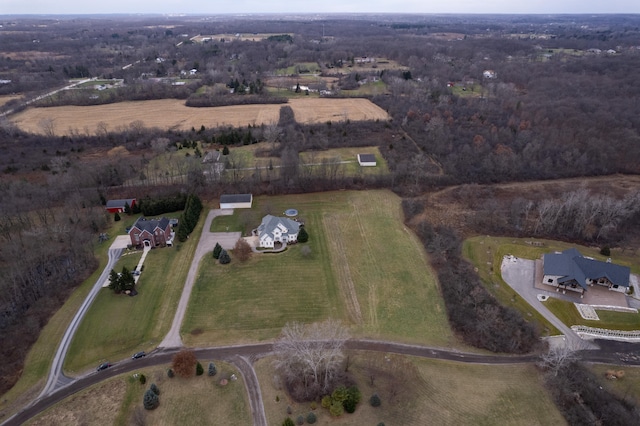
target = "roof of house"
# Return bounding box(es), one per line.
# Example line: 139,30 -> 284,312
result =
257,215 -> 300,240
220,194 -> 252,204
106,198 -> 136,208
543,248 -> 630,290
358,154 -> 376,163
131,217 -> 170,234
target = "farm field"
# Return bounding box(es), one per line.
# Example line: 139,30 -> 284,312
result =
11,98 -> 388,135
27,362 -> 249,426
256,352 -> 565,426
183,190 -> 454,347
0,94 -> 21,107
64,211 -> 206,374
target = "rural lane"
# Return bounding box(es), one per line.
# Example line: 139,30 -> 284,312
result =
159,209 -> 240,348
6,339 -> 640,426
38,244 -> 124,398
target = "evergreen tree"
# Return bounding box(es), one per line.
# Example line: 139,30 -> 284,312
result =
208,362 -> 217,376
222,145 -> 230,155
297,226 -> 309,243
213,242 -> 222,259
143,389 -> 159,410
150,383 -> 160,395
219,249 -> 231,264
196,361 -> 204,376
124,202 -> 131,214
114,212 -> 121,222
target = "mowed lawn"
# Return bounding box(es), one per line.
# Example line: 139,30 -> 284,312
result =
183,190 -> 453,347
64,213 -> 206,373
256,353 -> 564,426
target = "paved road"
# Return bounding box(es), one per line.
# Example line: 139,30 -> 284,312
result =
159,209 -> 240,348
38,245 -> 124,398
6,338 -> 640,426
500,257 -> 598,350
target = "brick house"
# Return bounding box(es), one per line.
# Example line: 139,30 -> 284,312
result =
129,217 -> 173,248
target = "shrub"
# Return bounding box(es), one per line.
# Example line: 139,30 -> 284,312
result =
282,418 -> 294,426
167,368 -> 174,378
138,374 -> 146,385
369,393 -> 381,407
329,401 -> 344,417
306,412 -> 317,424
321,395 -> 331,409
219,249 -> 231,264
196,361 -> 204,376
172,349 -> 197,378
343,398 -> 357,414
150,383 -> 160,395
600,246 -> 611,256
208,362 -> 217,376
213,242 -> 222,259
234,238 -> 252,261
143,389 -> 160,410
309,401 -> 317,410
296,415 -> 304,425
286,405 -> 292,415
298,226 -> 309,243
377,423 -> 385,426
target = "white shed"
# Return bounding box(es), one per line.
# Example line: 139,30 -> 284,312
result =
357,154 -> 377,167
220,194 -> 253,209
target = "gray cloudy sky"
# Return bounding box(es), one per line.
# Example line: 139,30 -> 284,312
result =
2,0 -> 639,15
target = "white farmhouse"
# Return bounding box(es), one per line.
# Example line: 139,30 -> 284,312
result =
257,215 -> 300,248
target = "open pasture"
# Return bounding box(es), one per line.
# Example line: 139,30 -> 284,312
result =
183,190 -> 452,347
11,98 -> 387,135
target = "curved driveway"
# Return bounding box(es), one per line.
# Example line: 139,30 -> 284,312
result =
39,244 -> 125,398
501,257 -> 598,350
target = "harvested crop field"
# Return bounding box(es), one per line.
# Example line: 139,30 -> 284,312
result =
11,98 -> 388,136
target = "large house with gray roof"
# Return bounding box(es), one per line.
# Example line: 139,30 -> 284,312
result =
542,248 -> 630,295
129,217 -> 173,248
257,215 -> 300,248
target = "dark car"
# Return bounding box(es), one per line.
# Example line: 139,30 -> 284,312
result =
132,351 -> 146,359
97,362 -> 111,371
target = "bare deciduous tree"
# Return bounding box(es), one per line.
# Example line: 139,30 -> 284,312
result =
274,319 -> 349,401
172,349 -> 197,378
233,238 -> 252,261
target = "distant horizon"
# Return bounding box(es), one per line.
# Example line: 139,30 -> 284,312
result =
2,0 -> 640,16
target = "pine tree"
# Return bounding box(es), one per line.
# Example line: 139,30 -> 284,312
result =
213,242 -> 222,259
196,361 -> 204,376
208,362 -> 217,376
297,226 -> 309,243
114,212 -> 121,222
143,389 -> 159,410
219,249 -> 231,264
222,145 -> 230,155
150,383 -> 160,395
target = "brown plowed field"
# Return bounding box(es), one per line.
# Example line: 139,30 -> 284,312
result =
10,98 -> 388,136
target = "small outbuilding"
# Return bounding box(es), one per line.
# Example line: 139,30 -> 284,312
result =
220,194 -> 253,209
106,198 -> 136,213
357,154 -> 377,167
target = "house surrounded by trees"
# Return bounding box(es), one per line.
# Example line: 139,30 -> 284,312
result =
257,215 -> 300,248
129,217 -> 173,248
542,248 -> 630,295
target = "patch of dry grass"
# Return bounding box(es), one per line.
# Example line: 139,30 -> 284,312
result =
255,351 -> 565,426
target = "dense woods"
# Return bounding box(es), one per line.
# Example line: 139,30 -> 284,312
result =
2,14 -> 640,411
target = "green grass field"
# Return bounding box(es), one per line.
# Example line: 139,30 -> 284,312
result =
341,80 -> 388,96
64,210 -> 207,374
545,298 -> 640,331
256,352 -> 564,426
183,190 -> 453,347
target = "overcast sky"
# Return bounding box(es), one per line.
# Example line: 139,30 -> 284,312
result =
2,0 -> 640,15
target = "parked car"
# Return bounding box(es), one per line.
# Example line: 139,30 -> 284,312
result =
132,351 -> 146,359
96,362 -> 111,371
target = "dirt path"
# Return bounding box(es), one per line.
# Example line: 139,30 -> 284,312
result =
159,209 -> 240,349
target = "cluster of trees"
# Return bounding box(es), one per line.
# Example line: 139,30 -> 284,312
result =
274,320 -> 350,401
108,267 -> 136,294
138,194 -> 187,216
404,200 -> 540,353
212,128 -> 257,146
176,194 -> 203,241
544,359 -> 639,424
